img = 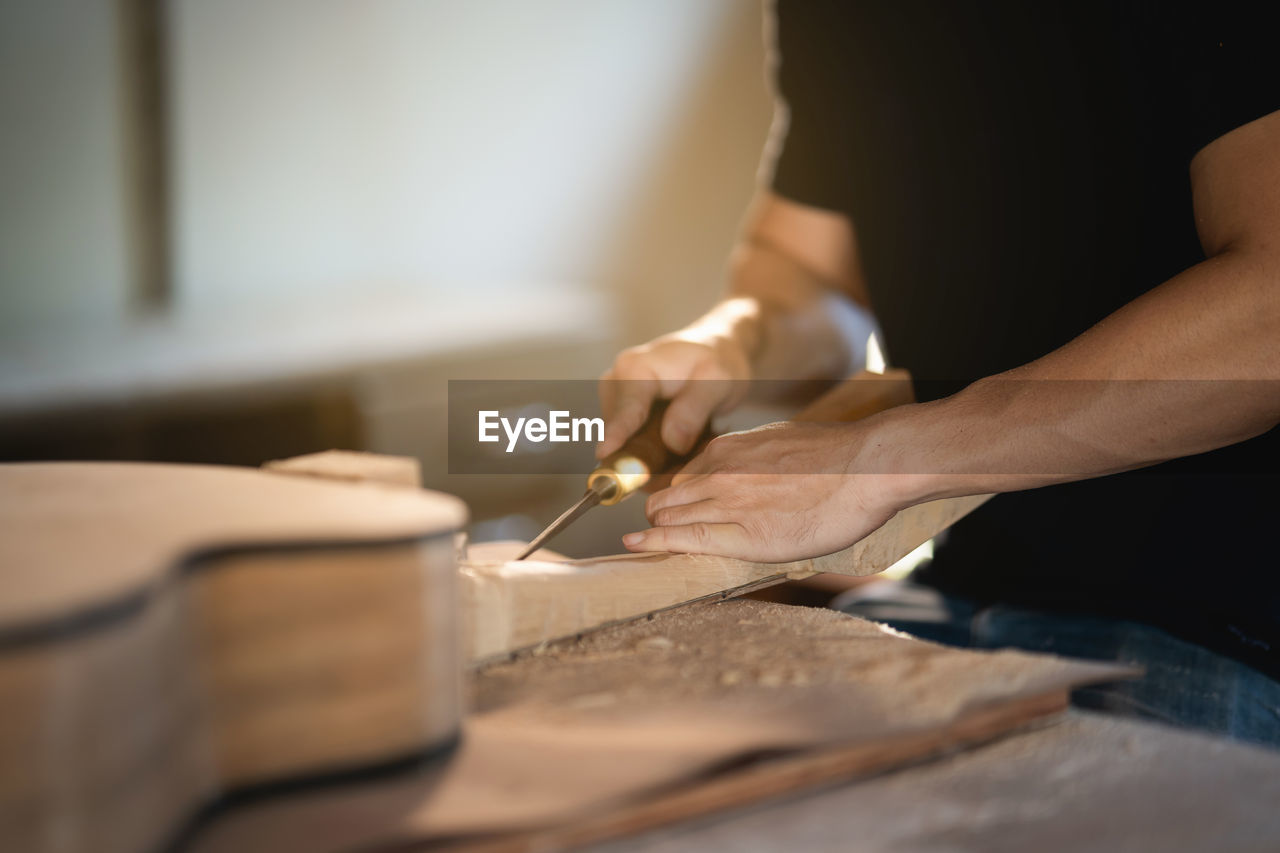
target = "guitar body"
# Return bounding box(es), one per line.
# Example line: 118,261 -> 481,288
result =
0,462 -> 466,853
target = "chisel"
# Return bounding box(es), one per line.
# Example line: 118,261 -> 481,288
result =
514,400 -> 694,560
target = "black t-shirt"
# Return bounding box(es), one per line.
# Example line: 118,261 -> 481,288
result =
770,0 -> 1280,676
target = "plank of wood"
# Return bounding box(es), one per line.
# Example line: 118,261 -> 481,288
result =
461,493 -> 989,662
790,367 -> 914,423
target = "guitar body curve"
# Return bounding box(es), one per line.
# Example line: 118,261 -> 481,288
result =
0,462 -> 466,853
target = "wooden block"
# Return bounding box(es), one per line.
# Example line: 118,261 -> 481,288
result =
461,493 -> 989,662
791,367 -> 914,423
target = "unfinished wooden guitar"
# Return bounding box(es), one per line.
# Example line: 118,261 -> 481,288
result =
0,462 -> 466,853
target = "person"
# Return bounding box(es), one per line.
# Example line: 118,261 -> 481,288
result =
597,0 -> 1280,746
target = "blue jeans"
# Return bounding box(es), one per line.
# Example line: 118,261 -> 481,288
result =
834,582 -> 1280,749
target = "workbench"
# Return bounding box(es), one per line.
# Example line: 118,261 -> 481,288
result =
180,590 -> 1280,852
473,599 -> 1280,853
602,710 -> 1280,852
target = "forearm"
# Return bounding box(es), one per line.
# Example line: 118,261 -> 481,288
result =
659,247 -> 864,386
873,249 -> 1280,507
669,191 -> 871,384
723,238 -> 867,380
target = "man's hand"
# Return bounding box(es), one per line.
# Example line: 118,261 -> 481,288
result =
597,305 -> 757,459
597,193 -> 871,460
622,421 -> 904,562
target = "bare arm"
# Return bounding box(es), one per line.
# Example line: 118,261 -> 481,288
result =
630,110 -> 1280,562
880,108 -> 1280,505
732,192 -> 872,379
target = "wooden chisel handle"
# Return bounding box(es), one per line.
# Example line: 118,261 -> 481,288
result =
591,400 -> 706,505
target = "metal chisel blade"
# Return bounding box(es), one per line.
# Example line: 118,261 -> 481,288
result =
514,486 -> 604,560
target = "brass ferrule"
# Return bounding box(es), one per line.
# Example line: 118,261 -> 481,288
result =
586,455 -> 651,506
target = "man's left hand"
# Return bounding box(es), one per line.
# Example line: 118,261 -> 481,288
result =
621,421 -> 904,562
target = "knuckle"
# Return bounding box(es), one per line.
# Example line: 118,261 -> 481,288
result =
611,352 -> 644,377
689,522 -> 712,545
699,361 -> 733,384
611,345 -> 655,371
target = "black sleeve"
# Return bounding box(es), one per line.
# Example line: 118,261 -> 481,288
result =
1182,2 -> 1280,157
767,0 -> 857,214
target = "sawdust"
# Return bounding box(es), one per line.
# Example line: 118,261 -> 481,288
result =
471,599 -> 1134,727
412,602 -> 1141,847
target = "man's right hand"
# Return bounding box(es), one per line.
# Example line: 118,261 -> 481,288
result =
596,327 -> 753,459
597,192 -> 870,460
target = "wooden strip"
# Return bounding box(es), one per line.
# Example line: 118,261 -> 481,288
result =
791,367 -> 914,423
806,493 -> 990,576
461,493 -> 990,662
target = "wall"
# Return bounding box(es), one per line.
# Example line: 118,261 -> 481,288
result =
0,0 -> 133,335
170,0 -> 774,343
1,0 -> 773,393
